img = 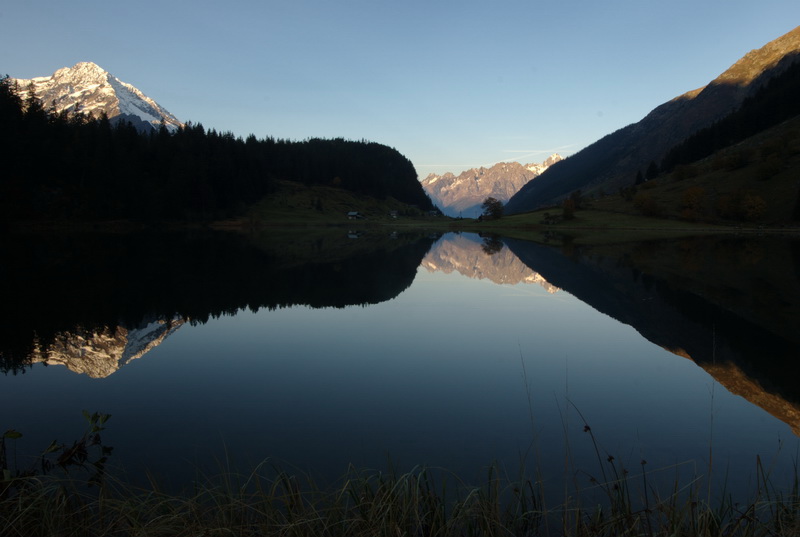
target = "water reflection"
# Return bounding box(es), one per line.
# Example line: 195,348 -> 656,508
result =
0,229 -> 437,375
421,232 -> 558,292
2,229 -> 800,498
504,235 -> 800,435
5,231 -> 799,429
29,315 -> 185,378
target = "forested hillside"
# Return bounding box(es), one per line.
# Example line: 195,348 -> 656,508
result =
0,76 -> 433,224
660,55 -> 800,173
505,26 -> 800,214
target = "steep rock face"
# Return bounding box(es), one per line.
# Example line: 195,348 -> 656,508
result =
29,316 -> 184,378
421,233 -> 559,292
12,61 -> 183,132
422,154 -> 562,217
506,25 -> 800,213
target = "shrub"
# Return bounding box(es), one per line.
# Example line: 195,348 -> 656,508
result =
742,192 -> 767,221
680,186 -> 707,221
619,185 -> 637,202
633,192 -> 662,217
756,154 -> 782,181
672,164 -> 698,181
562,198 -> 576,220
717,189 -> 767,221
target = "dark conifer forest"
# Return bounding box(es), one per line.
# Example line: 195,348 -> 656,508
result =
660,56 -> 800,173
0,76 -> 433,224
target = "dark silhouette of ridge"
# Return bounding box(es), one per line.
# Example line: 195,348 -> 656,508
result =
503,236 -> 800,433
505,25 -> 800,213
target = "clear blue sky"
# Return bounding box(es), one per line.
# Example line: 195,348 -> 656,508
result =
2,1 -> 799,179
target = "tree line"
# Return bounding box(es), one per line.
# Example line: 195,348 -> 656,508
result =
0,76 -> 433,223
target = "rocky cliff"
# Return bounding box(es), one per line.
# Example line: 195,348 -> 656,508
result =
422,155 -> 562,217
12,61 -> 183,132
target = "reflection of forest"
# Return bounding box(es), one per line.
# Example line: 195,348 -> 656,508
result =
421,233 -> 559,292
0,230 -> 436,375
505,236 -> 800,435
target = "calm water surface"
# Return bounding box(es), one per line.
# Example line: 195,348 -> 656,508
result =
2,230 -> 798,501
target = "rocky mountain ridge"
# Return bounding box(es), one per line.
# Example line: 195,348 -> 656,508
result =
422,154 -> 562,217
12,61 -> 183,132
505,24 -> 800,213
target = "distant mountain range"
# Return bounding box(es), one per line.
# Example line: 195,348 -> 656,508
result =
505,25 -> 800,214
12,61 -> 183,132
422,154 -> 562,217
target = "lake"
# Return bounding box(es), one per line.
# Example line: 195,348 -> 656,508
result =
2,229 -> 799,504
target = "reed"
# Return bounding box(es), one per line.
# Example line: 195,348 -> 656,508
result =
4,409 -> 799,536
3,453 -> 800,536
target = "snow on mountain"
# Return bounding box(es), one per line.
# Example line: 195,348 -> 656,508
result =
12,61 -> 183,132
421,233 -> 559,291
421,154 -> 563,217
29,315 -> 185,378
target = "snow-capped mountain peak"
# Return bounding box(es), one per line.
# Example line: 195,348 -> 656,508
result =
52,61 -> 108,86
13,61 -> 183,132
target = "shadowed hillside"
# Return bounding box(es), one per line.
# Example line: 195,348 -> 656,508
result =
506,25 -> 800,214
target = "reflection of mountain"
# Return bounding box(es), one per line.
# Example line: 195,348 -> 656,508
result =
421,233 -> 559,292
504,237 -> 800,435
1,230 -> 436,376
703,361 -> 800,436
30,316 -> 184,379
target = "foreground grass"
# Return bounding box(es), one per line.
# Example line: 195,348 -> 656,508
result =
3,459 -> 800,537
